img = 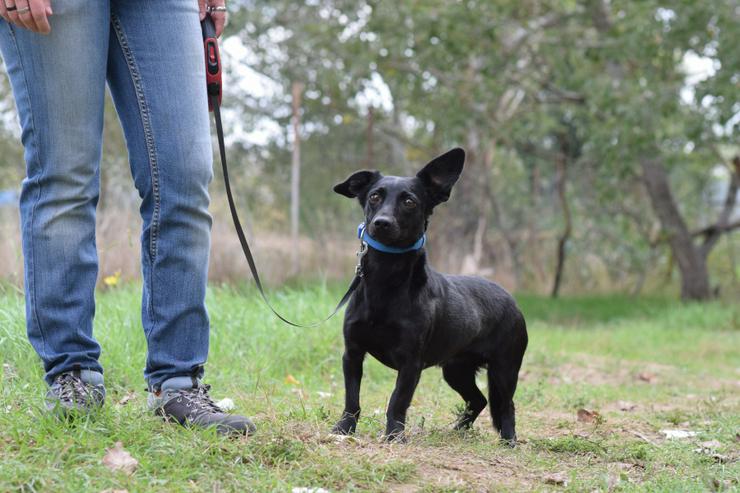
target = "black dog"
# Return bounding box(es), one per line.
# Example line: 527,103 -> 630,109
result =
331,148 -> 528,443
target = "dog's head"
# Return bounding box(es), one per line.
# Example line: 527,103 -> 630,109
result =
334,148 -> 465,247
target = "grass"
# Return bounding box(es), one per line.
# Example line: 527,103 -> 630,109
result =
0,282 -> 738,492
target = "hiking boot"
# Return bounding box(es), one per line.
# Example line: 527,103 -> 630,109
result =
148,378 -> 256,436
45,368 -> 106,417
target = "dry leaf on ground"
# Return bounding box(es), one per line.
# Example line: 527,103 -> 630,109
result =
577,408 -> 600,423
543,471 -> 568,486
285,374 -> 301,385
117,392 -> 135,406
618,401 -> 637,411
698,440 -> 722,450
637,372 -> 656,383
102,442 -> 138,475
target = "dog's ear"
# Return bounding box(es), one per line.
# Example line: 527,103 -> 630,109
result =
333,170 -> 382,201
416,148 -> 465,207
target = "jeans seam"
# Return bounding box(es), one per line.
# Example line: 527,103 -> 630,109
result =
110,13 -> 160,325
110,15 -> 161,261
7,22 -> 49,361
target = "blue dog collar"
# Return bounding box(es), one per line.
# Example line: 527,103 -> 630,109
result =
357,222 -> 426,254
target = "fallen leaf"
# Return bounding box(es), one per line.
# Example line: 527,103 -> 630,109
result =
660,429 -> 697,439
618,401 -> 636,411
628,430 -> 658,445
544,471 -> 568,486
637,372 -> 656,383
102,442 -> 138,475
616,462 -> 636,471
316,391 -> 332,399
329,434 -> 357,443
709,453 -> 731,463
292,488 -> 330,493
215,397 -> 235,411
577,408 -> 600,423
117,391 -> 135,406
711,478 -> 736,491
285,374 -> 301,386
699,440 -> 722,450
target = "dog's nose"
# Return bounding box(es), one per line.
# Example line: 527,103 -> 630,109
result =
373,217 -> 392,230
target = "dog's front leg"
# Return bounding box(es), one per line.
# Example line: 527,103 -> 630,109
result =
332,347 -> 365,435
384,360 -> 423,441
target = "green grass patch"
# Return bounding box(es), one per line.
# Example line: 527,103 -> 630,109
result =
1,283 -> 738,491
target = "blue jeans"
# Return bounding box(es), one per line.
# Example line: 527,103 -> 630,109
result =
0,0 -> 213,390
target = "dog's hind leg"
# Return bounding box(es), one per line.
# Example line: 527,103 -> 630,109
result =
442,362 -> 487,430
488,315 -> 527,444
487,363 -> 518,443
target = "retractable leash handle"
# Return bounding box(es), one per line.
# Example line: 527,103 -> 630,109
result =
200,15 -> 361,328
201,15 -> 222,111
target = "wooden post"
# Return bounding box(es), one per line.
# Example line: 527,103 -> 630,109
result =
290,81 -> 304,277
365,106 -> 374,167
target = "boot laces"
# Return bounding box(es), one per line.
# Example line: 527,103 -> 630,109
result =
174,384 -> 223,419
56,373 -> 94,404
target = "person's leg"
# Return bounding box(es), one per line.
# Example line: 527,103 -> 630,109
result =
105,0 -> 254,435
105,0 -> 212,390
0,2 -> 110,393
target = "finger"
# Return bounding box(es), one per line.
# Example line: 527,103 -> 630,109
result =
197,0 -> 206,21
29,0 -> 50,34
212,12 -> 226,37
5,0 -> 21,26
18,9 -> 39,32
206,0 -> 226,36
14,0 -> 38,31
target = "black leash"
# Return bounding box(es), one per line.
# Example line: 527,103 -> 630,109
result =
202,16 -> 361,328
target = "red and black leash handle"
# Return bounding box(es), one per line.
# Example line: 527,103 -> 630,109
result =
199,15 -> 361,328
201,14 -> 222,111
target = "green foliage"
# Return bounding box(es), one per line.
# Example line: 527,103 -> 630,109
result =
1,1 -> 737,295
222,0 -> 739,294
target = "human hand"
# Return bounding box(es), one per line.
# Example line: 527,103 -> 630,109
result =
1,0 -> 52,34
197,0 -> 226,37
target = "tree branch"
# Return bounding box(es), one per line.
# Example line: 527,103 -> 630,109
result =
694,219 -> 740,238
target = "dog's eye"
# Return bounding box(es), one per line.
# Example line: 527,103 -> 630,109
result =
403,198 -> 416,209
368,193 -> 381,205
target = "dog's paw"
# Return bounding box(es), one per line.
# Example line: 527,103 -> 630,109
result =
383,424 -> 407,443
499,436 -> 517,448
382,431 -> 407,443
453,418 -> 475,431
331,419 -> 357,435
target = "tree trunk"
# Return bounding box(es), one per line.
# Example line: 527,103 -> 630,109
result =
290,81 -> 304,277
640,157 -> 711,300
551,150 -> 571,298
